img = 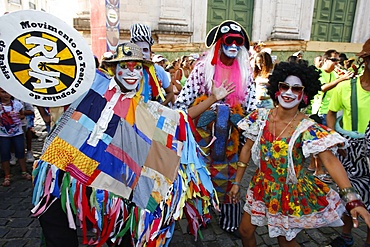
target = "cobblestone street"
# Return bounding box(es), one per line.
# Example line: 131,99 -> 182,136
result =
0,109 -> 368,247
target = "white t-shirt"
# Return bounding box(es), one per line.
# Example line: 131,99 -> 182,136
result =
0,100 -> 24,137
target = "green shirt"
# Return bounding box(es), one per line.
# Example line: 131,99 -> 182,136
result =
312,69 -> 338,115
328,77 -> 370,133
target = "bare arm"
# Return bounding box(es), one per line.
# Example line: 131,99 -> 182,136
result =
319,150 -> 370,228
326,110 -> 337,130
229,138 -> 254,203
18,109 -> 25,120
161,86 -> 174,106
321,72 -> 353,92
173,80 -> 182,93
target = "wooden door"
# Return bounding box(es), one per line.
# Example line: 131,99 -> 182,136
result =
311,0 -> 357,42
207,0 -> 254,37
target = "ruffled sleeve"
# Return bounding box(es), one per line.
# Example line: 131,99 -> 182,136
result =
237,108 -> 269,142
302,122 -> 347,158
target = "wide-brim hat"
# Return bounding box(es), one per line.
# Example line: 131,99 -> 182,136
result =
106,43 -> 143,63
356,38 -> 370,58
205,20 -> 250,49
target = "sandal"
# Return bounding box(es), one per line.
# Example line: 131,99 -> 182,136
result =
21,172 -> 32,181
307,167 -> 315,172
2,175 -> 11,186
314,173 -> 333,184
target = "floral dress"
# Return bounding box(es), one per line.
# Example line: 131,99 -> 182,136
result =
238,108 -> 347,241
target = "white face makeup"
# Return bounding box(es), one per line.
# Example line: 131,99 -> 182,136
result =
277,75 -> 304,109
115,61 -> 143,91
134,41 -> 151,60
222,44 -> 240,58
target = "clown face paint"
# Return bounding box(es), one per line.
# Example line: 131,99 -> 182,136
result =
115,61 -> 143,91
277,75 -> 305,109
134,41 -> 151,60
222,44 -> 240,58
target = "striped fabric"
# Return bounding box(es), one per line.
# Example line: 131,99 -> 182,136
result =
130,23 -> 154,46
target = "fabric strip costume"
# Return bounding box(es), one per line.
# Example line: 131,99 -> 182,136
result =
31,68 -> 218,246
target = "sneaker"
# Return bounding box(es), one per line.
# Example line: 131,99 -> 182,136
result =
326,236 -> 354,247
10,153 -> 17,165
26,151 -> 35,163
314,173 -> 333,184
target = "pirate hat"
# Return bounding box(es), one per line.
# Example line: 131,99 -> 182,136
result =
107,43 -> 143,63
205,20 -> 250,49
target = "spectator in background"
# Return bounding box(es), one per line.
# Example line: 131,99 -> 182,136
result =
174,55 -> 192,87
326,37 -> 370,247
22,101 -> 35,163
0,88 -> 31,186
310,49 -> 354,184
292,50 -> 303,61
253,51 -> 274,109
314,55 -> 323,69
165,65 -> 182,102
152,54 -> 167,69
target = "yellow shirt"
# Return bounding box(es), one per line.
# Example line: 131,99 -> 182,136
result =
329,77 -> 370,133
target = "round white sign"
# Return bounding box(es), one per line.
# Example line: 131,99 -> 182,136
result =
0,10 -> 95,107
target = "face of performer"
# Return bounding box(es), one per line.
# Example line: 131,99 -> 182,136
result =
115,61 -> 143,91
277,75 -> 305,109
222,44 -> 240,58
221,33 -> 244,58
134,41 -> 151,60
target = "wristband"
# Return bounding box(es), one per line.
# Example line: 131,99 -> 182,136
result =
237,161 -> 248,168
339,187 -> 357,197
345,199 -> 365,214
232,181 -> 241,186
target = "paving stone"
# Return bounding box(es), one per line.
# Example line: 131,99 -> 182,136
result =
0,210 -> 15,218
4,228 -> 28,238
0,227 -> 9,238
7,218 -> 33,228
1,107 -> 369,247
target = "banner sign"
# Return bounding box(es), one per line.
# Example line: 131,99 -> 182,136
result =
105,0 -> 120,52
0,10 -> 95,107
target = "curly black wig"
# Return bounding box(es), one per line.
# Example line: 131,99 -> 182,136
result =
267,62 -> 321,109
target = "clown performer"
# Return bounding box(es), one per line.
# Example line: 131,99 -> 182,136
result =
31,43 -> 217,247
129,23 -> 174,107
174,20 -> 257,233
229,62 -> 370,247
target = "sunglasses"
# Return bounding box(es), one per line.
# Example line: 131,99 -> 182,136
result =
278,82 -> 305,94
327,57 -> 340,62
222,34 -> 244,46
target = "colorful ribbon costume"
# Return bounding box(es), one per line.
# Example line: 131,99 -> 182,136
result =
32,70 -> 218,246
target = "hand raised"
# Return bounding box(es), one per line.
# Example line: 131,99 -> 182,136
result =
211,79 -> 236,101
